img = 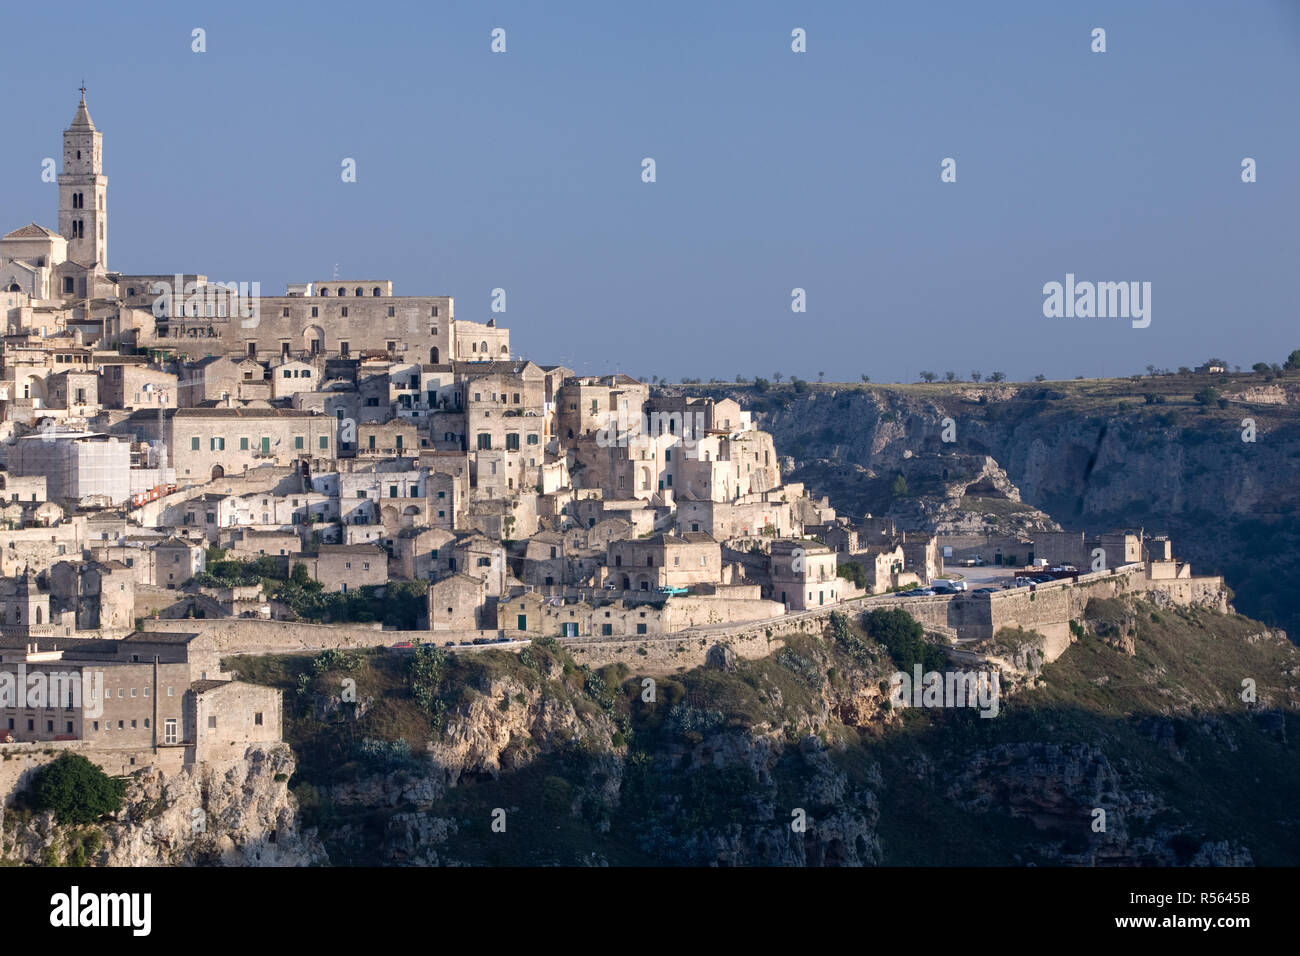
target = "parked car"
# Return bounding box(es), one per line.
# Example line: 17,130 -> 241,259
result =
972,587 -> 999,595
444,641 -> 456,647
656,585 -> 689,596
391,641 -> 414,649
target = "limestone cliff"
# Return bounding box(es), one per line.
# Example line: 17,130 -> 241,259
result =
2,744 -> 325,866
677,379 -> 1300,641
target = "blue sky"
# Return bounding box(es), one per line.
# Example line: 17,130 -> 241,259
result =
4,0 -> 1298,382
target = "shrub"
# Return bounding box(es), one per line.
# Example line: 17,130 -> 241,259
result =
837,562 -> 867,589
409,644 -> 448,718
28,753 -> 126,825
862,607 -> 946,673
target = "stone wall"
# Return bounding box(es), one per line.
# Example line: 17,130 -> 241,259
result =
561,628 -> 782,674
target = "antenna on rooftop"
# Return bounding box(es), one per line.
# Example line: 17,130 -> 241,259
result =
332,263 -> 340,280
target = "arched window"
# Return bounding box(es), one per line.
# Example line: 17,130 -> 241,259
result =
372,287 -> 381,296
430,347 -> 439,363
321,288 -> 330,296
337,287 -> 346,297
354,288 -> 363,297
480,341 -> 488,354
127,287 -> 135,296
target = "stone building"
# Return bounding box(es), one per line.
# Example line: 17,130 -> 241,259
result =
125,406 -> 335,482
151,538 -> 205,588
47,559 -> 134,631
769,539 -> 840,610
0,570 -> 52,636
427,573 -> 489,630
606,532 -> 721,592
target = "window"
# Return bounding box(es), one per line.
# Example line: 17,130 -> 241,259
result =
208,716 -> 217,729
211,437 -> 225,451
164,718 -> 177,743
167,687 -> 174,697
527,434 -> 539,445
311,307 -> 319,317
477,434 -> 491,450
341,307 -> 349,317
191,437 -> 200,451
389,485 -> 398,498
295,436 -> 304,449
255,712 -> 264,726
636,623 -> 647,635
320,436 -> 328,449
241,437 -> 249,450
506,433 -> 520,451
388,306 -> 395,317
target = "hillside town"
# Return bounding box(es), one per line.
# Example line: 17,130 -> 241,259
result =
0,96 -> 1224,774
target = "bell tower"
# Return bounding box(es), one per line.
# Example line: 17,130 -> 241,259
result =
58,87 -> 107,270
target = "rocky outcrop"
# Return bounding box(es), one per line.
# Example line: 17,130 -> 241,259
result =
3,744 -> 324,866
